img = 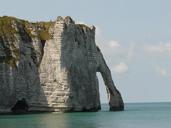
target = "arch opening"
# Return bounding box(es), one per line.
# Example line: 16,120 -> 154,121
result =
96,72 -> 109,111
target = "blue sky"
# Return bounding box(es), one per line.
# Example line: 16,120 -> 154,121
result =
1,0 -> 171,103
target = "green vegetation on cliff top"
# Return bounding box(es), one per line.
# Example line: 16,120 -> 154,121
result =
0,16 -> 54,41
0,16 -> 54,67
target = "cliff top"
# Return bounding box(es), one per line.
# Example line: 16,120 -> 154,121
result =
0,16 -> 54,41
0,16 -> 95,41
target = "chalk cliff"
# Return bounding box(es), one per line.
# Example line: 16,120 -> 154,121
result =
0,16 -> 124,113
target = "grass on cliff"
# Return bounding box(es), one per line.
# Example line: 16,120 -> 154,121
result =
0,16 -> 54,67
0,16 -> 54,41
0,16 -> 17,40
34,21 -> 53,40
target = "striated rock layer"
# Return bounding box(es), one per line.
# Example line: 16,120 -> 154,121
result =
0,16 -> 124,113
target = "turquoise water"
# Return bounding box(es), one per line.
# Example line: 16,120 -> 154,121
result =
0,102 -> 171,128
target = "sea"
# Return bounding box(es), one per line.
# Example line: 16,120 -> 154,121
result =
0,102 -> 170,128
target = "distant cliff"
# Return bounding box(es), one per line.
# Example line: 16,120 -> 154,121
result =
0,16 -> 124,113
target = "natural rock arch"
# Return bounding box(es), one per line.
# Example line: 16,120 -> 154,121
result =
39,16 -> 124,111
96,49 -> 124,111
0,16 -> 124,113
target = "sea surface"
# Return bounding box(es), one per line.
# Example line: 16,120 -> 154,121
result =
0,102 -> 170,128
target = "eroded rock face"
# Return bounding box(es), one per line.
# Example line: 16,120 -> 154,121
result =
0,16 -> 124,113
0,19 -> 46,113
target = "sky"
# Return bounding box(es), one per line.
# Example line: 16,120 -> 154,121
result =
1,0 -> 171,103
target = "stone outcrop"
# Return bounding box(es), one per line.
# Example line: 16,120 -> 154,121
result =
0,16 -> 124,113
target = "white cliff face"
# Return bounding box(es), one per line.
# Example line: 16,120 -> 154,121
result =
39,17 -> 100,111
0,16 -> 124,113
39,16 -> 124,112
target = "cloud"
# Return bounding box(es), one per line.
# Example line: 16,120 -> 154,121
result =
95,26 -> 101,37
126,42 -> 136,62
97,40 -> 121,49
95,33 -> 135,75
155,65 -> 169,77
76,21 -> 85,24
113,62 -> 128,75
108,40 -> 121,48
144,42 -> 171,54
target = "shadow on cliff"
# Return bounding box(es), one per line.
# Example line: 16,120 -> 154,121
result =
8,24 -> 49,114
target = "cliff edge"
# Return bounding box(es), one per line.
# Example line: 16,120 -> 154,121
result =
0,16 -> 124,113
